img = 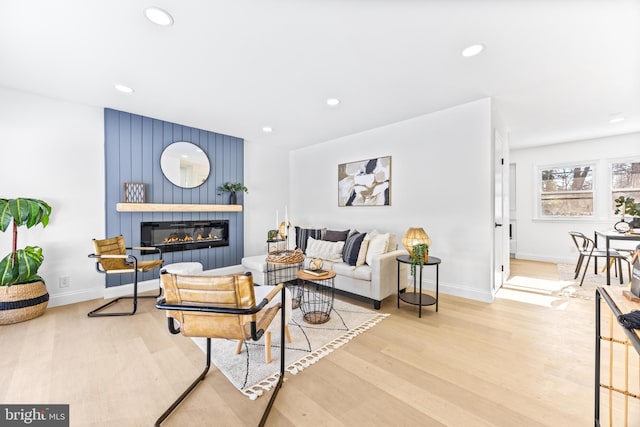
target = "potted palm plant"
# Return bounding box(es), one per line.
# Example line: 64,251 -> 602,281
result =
410,243 -> 429,276
0,198 -> 52,324
217,182 -> 249,205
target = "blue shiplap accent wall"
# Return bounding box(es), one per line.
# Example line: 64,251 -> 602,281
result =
104,108 -> 245,287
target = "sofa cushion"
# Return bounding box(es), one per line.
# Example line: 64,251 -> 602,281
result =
305,237 -> 344,262
356,238 -> 369,267
323,229 -> 350,242
295,226 -> 325,254
342,231 -> 367,266
365,231 -> 390,265
332,262 -> 372,281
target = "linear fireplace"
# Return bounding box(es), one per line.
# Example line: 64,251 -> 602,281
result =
140,220 -> 229,254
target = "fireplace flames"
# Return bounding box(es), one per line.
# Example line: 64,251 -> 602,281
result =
162,233 -> 217,244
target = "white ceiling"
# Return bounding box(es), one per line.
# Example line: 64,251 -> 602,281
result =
1,0 -> 638,150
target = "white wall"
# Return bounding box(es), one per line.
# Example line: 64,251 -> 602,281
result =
0,87 -> 496,306
290,98 -> 495,302
0,87 -> 286,307
510,132 -> 640,263
243,141 -> 290,256
0,87 -> 105,306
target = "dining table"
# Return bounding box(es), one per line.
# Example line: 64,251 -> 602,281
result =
594,229 -> 640,285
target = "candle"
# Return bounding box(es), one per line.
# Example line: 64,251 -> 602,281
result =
284,205 -> 289,238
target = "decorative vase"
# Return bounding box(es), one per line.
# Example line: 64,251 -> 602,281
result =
229,192 -> 237,205
630,217 -> 640,228
0,280 -> 49,325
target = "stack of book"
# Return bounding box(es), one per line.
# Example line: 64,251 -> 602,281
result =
302,269 -> 329,277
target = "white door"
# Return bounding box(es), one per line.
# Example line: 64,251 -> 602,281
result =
494,130 -> 505,291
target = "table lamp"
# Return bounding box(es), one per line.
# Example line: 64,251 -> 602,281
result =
402,227 -> 432,256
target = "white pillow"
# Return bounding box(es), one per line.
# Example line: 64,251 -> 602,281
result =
365,232 -> 389,265
305,236 -> 345,262
356,238 -> 369,267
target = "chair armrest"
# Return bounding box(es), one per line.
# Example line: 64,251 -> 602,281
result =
370,249 -> 409,300
88,254 -> 130,259
259,283 -> 284,305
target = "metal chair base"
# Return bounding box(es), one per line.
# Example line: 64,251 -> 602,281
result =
155,286 -> 287,426
88,280 -> 161,317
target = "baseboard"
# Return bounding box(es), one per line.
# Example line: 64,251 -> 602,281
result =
48,288 -> 103,308
514,252 -> 575,265
439,282 -> 494,303
412,279 -> 494,303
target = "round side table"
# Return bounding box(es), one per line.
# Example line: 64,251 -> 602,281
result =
296,270 -> 337,324
396,255 -> 440,318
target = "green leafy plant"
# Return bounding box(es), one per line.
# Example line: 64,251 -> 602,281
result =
0,198 -> 52,286
410,243 -> 429,276
217,182 -> 249,194
614,196 -> 640,220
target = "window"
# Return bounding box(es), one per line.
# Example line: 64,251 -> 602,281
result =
611,161 -> 640,213
539,165 -> 594,217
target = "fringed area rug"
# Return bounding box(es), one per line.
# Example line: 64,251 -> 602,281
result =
191,298 -> 389,400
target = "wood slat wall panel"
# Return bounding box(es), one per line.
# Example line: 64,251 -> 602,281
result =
104,108 -> 245,287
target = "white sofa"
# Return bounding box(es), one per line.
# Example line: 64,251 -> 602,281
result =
242,229 -> 408,309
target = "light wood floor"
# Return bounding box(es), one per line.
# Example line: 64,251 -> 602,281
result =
0,260 -> 596,426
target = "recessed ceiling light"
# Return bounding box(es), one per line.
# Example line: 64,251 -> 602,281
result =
461,44 -> 485,57
609,117 -> 625,124
326,98 -> 341,106
114,84 -> 134,94
144,7 -> 174,26
262,126 -> 273,133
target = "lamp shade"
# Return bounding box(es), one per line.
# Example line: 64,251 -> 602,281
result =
402,227 -> 431,255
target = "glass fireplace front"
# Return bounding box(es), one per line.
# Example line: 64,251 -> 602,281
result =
140,220 -> 229,254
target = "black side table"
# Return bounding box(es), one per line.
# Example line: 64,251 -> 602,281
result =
396,255 -> 440,318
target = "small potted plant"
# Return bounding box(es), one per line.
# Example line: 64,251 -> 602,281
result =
410,243 -> 429,276
614,196 -> 640,229
217,182 -> 249,205
0,198 -> 52,324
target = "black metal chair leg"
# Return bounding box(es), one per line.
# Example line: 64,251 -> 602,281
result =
88,275 -> 162,317
258,285 -> 287,427
155,338 -> 212,426
579,255 -> 592,286
574,254 -> 584,279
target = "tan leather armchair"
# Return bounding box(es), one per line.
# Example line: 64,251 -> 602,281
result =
88,235 -> 163,317
155,272 -> 286,426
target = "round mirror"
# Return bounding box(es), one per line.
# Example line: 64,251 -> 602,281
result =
160,142 -> 210,188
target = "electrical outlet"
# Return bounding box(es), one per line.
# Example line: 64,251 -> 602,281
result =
59,276 -> 71,288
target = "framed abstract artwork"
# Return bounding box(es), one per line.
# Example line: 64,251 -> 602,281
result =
338,156 -> 391,206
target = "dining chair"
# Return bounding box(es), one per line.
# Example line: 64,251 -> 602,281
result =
155,272 -> 286,426
569,231 -> 631,286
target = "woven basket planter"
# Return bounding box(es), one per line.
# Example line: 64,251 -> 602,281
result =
0,281 -> 49,325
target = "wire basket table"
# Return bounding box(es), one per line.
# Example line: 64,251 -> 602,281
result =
266,250 -> 304,308
296,270 -> 336,324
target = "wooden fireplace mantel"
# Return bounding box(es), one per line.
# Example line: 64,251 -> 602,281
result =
116,203 -> 243,213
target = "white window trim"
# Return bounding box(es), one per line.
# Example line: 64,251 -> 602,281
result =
534,161 -> 597,220
608,157 -> 640,219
